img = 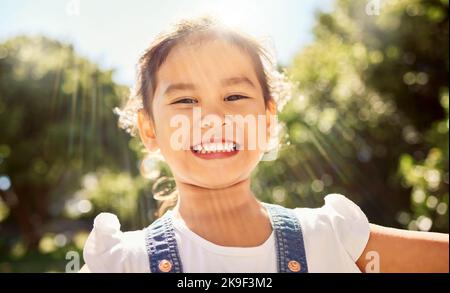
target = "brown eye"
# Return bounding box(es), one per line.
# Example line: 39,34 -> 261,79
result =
172,98 -> 198,104
224,94 -> 249,101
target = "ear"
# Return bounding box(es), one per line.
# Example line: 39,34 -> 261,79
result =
137,109 -> 159,152
265,99 -> 277,142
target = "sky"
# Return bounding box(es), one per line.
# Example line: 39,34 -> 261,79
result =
0,0 -> 334,86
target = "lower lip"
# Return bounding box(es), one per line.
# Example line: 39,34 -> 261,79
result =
191,149 -> 239,160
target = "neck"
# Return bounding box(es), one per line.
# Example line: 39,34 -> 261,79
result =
171,177 -> 272,247
173,177 -> 260,220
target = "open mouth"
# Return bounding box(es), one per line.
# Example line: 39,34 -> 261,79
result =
190,140 -> 240,160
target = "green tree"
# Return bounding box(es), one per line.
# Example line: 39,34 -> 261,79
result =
0,36 -> 140,247
253,0 -> 448,232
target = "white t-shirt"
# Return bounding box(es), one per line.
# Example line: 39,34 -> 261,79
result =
83,193 -> 370,273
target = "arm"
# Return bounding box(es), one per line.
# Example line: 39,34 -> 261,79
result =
356,223 -> 449,273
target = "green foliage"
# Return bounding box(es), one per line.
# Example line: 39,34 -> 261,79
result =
71,168 -> 155,229
398,88 -> 449,231
0,36 -> 142,246
253,0 -> 448,231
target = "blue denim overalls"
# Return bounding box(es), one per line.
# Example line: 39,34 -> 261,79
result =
144,202 -> 309,273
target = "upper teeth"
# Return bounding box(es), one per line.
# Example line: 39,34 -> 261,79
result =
192,142 -> 237,153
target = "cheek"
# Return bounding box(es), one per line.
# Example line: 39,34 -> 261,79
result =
152,107 -> 174,153
236,99 -> 266,115
154,109 -> 194,154
237,107 -> 270,152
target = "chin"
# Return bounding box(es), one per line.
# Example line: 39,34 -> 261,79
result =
189,173 -> 247,189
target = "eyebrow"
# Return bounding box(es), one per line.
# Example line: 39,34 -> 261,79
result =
163,82 -> 196,96
163,76 -> 255,96
221,76 -> 255,88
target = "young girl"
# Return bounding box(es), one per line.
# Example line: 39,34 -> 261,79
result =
81,17 -> 449,273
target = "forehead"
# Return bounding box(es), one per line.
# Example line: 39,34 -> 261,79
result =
156,38 -> 259,87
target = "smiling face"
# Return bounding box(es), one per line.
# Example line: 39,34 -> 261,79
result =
138,38 -> 276,189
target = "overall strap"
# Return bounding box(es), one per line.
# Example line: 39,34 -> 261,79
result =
263,202 -> 309,273
144,210 -> 183,273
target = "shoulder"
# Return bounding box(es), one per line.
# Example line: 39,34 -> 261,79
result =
82,213 -> 150,273
292,193 -> 371,272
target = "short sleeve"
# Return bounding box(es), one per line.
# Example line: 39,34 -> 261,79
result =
82,213 -> 149,273
322,193 -> 371,262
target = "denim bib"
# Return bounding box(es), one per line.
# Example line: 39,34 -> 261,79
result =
144,202 -> 308,273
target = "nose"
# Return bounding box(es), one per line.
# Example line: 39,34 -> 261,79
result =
200,118 -> 227,129
196,102 -> 229,129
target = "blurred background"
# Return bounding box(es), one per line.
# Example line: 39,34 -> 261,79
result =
0,0 -> 448,272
